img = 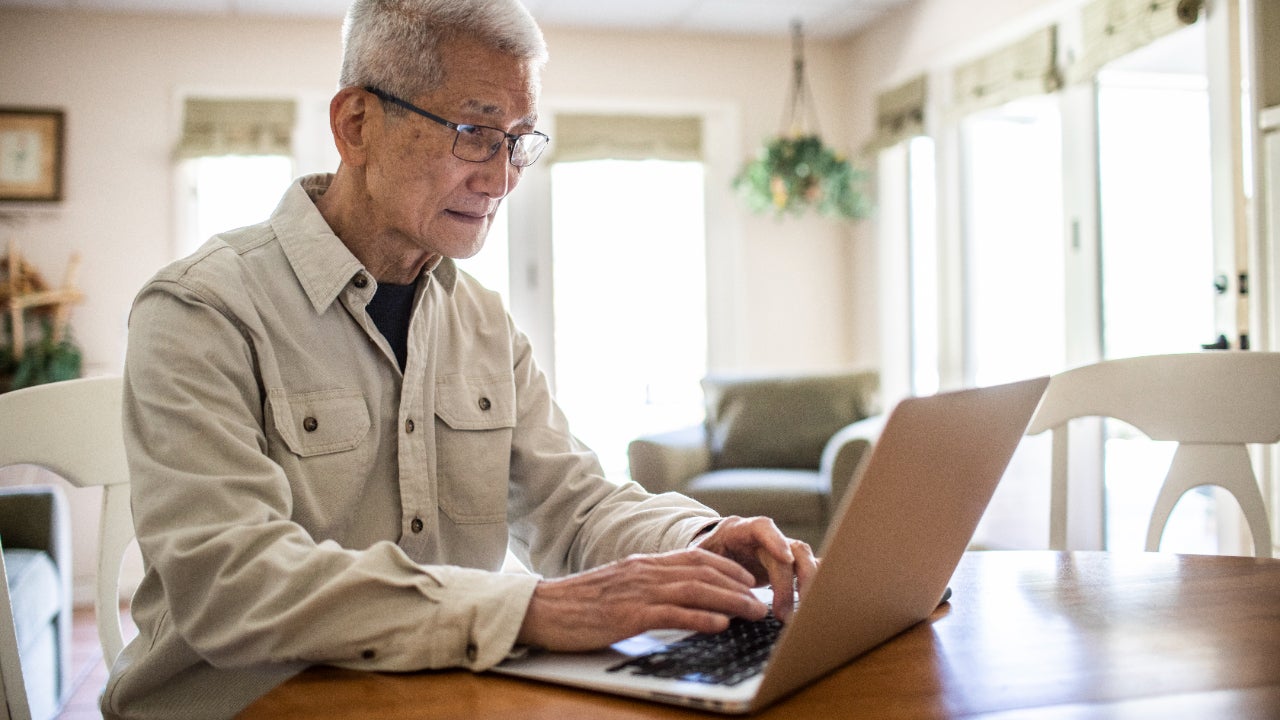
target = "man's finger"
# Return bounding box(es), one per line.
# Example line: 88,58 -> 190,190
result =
761,548 -> 797,621
772,540 -> 817,621
652,580 -> 768,621
794,542 -> 819,595
646,547 -> 758,587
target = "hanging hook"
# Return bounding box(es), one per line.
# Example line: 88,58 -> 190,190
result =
790,20 -> 805,135
778,19 -> 819,137
791,19 -> 805,87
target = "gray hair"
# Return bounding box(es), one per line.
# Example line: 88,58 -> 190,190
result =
339,0 -> 548,98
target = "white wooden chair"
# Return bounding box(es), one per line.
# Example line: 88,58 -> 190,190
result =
1026,352 -> 1278,557
0,544 -> 32,720
0,376 -> 133,666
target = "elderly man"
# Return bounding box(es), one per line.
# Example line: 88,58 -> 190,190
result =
103,1 -> 815,717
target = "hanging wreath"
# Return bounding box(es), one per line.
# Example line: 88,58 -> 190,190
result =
733,22 -> 870,221
733,134 -> 869,219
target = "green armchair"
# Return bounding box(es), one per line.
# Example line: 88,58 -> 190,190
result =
627,371 -> 881,549
0,484 -> 73,720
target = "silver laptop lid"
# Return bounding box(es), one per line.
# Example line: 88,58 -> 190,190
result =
753,376 -> 1048,709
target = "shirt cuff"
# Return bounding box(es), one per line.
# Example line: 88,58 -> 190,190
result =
688,519 -> 721,547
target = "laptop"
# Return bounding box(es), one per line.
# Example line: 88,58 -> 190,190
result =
493,376 -> 1049,714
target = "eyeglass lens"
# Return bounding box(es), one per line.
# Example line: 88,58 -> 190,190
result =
453,126 -> 548,167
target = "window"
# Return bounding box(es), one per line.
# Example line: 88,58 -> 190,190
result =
1094,24 -> 1222,553
175,96 -> 297,259
908,136 -> 939,397
960,94 -> 1066,550
179,155 -> 294,258
961,95 -> 1066,387
549,159 -> 707,478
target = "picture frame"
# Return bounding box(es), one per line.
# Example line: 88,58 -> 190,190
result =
0,108 -> 65,202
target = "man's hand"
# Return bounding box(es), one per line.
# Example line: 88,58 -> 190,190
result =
690,515 -> 818,623
515,517 -> 817,652
516,548 -> 769,652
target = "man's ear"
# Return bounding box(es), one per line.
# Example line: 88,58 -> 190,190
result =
330,86 -> 373,167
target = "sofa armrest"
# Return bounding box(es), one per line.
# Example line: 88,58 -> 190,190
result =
820,415 -> 887,505
0,483 -> 73,706
0,484 -> 71,573
627,425 -> 713,495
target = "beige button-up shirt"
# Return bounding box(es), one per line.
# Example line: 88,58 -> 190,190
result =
103,174 -> 717,720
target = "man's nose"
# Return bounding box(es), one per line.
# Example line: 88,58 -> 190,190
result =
472,150 -> 519,198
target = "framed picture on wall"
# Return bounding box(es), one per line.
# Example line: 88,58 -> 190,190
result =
0,108 -> 65,202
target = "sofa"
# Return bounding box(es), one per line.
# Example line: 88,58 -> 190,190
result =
627,371 -> 881,548
0,484 -> 72,720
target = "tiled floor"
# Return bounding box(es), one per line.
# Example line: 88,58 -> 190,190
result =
57,605 -> 136,720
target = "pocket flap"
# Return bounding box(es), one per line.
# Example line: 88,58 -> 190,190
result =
434,374 -> 516,430
269,388 -> 371,457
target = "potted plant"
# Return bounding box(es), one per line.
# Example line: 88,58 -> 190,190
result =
1,317 -> 82,393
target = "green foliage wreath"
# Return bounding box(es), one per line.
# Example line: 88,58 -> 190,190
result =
733,134 -> 870,221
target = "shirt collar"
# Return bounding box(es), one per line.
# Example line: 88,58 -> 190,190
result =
272,173 -> 458,313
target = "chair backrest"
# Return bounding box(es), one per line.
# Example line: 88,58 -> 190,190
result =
0,543 -> 31,720
0,376 -> 133,665
1026,352 -> 1279,557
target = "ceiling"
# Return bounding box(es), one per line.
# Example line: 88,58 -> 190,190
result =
0,0 -> 913,38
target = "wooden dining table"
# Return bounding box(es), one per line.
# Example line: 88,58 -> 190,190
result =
238,550 -> 1280,719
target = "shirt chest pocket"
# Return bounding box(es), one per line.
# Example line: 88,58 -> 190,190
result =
269,388 -> 371,457
434,374 -> 516,525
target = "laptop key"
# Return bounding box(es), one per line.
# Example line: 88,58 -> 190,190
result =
607,615 -> 783,686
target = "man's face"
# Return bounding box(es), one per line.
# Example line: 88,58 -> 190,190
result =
364,36 -> 540,260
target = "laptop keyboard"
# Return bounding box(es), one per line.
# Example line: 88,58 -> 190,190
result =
606,614 -> 783,686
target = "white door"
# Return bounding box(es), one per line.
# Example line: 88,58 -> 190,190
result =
947,6 -> 1251,552
547,159 -> 708,478
1094,13 -> 1254,554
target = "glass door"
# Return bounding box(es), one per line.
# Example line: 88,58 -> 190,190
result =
961,95 -> 1066,389
959,94 -> 1066,550
1094,21 -> 1243,553
548,159 -> 708,478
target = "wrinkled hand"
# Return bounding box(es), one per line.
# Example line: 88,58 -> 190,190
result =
690,515 -> 818,623
516,548 -> 769,652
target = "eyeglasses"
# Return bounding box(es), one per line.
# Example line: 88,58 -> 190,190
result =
365,86 -> 550,168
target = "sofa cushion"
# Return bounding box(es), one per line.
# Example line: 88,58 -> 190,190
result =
702,372 -> 875,470
4,547 -> 60,652
684,469 -> 827,525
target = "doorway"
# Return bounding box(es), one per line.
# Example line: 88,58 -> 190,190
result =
548,159 -> 708,478
1094,23 -> 1238,554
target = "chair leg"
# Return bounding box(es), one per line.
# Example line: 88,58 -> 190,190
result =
1149,445 -> 1272,558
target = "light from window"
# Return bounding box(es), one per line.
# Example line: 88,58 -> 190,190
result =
908,136 -> 939,396
182,155 -> 294,258
961,96 -> 1066,386
962,95 -> 1064,551
549,159 -> 708,479
1096,34 -> 1221,553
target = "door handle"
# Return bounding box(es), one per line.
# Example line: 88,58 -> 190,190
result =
1201,334 -> 1230,350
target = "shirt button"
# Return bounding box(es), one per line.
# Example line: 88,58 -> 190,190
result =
303,417 -> 319,432
478,397 -> 491,411
411,517 -> 424,533
353,273 -> 369,289
405,418 -> 415,433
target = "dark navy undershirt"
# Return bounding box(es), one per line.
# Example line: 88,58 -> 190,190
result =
366,281 -> 416,371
